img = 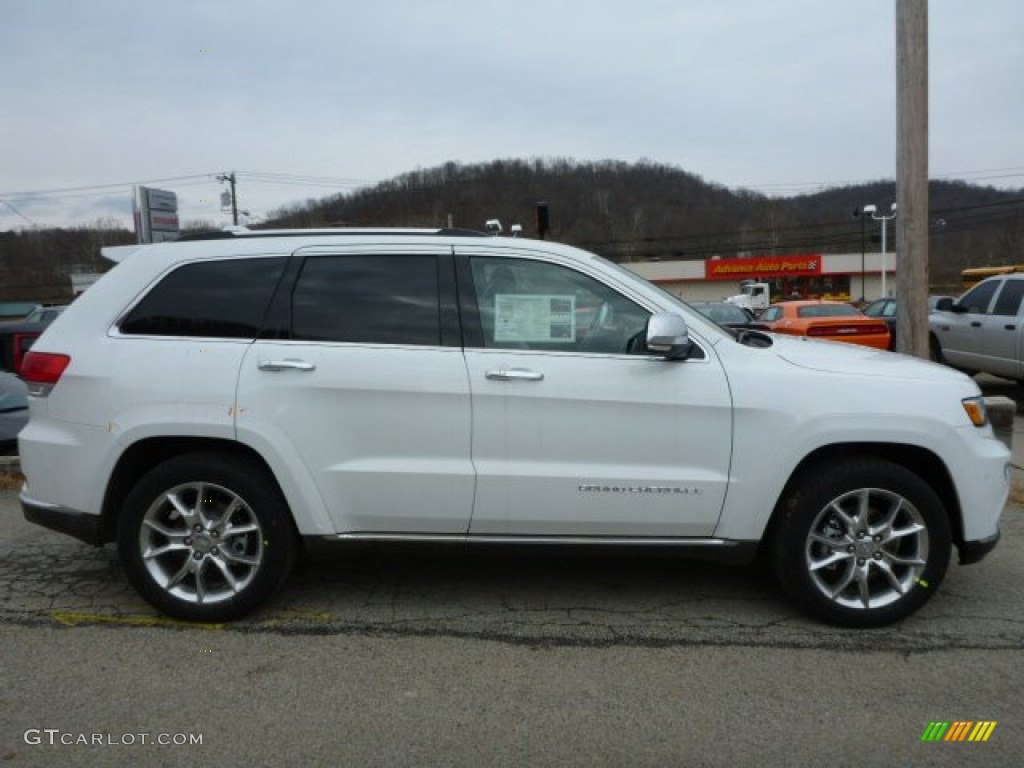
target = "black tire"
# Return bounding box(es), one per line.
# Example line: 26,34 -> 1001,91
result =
772,457 -> 951,628
118,452 -> 296,622
928,335 -> 944,364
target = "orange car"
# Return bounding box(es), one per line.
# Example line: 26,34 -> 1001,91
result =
755,300 -> 891,349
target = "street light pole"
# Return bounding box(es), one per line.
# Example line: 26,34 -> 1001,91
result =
854,208 -> 867,302
863,203 -> 898,297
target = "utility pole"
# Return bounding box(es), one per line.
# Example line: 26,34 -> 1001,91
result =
895,0 -> 929,357
217,172 -> 239,225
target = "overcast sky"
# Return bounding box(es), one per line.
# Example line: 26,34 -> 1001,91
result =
2,0 -> 1021,232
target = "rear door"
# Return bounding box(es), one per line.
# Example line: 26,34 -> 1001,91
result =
236,245 -> 474,534
457,246 -> 732,538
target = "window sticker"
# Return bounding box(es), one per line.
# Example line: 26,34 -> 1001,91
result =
493,294 -> 576,343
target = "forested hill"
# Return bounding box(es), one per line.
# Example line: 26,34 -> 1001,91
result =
2,159 -> 1021,301
265,158 -> 1023,287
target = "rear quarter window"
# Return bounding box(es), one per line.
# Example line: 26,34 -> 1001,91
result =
120,257 -> 286,338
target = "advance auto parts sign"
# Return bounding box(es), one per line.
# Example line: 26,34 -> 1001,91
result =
705,255 -> 821,280
494,294 -> 576,343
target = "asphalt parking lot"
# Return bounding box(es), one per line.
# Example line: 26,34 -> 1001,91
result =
0,375 -> 1021,766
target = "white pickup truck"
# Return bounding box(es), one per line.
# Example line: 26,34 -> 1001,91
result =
724,280 -> 771,312
930,273 -> 1024,381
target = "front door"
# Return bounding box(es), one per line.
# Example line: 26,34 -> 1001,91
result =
458,249 -> 732,538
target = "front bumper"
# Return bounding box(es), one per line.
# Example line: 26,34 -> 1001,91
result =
21,492 -> 104,546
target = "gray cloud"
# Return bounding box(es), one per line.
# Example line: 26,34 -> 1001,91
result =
2,0 -> 1021,231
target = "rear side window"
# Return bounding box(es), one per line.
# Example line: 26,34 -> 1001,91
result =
291,255 -> 440,345
992,280 -> 1024,317
120,258 -> 286,338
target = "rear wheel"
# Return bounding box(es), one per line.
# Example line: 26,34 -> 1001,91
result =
118,453 -> 296,622
773,457 -> 951,627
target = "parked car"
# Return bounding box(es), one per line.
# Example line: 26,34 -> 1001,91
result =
929,274 -> 1024,380
756,300 -> 891,350
18,228 -> 1007,627
0,321 -> 45,375
863,296 -> 957,350
862,297 -> 898,346
23,304 -> 67,327
690,301 -> 755,328
0,372 -> 29,454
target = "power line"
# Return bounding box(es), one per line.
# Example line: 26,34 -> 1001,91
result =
0,174 -> 215,200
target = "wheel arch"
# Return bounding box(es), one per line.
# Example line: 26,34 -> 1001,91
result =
760,442 -> 964,554
99,437 -> 285,544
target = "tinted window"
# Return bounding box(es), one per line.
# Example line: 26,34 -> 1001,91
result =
696,303 -> 750,325
798,305 -> 858,318
292,255 -> 440,345
959,280 -> 999,314
121,258 -> 285,338
992,280 -> 1024,317
469,257 -> 649,354
864,299 -> 896,319
758,307 -> 782,322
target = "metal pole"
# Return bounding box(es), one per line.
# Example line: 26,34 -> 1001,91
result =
859,212 -> 866,302
881,216 -> 887,297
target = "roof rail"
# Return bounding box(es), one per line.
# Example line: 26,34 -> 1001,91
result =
174,227 -> 488,242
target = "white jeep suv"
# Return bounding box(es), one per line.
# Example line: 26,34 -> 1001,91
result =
18,228 -> 1009,627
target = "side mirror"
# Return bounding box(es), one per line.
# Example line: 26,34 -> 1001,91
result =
646,313 -> 693,360
934,297 -> 955,312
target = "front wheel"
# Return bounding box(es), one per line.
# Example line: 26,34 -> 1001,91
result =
772,457 -> 951,627
118,453 -> 296,622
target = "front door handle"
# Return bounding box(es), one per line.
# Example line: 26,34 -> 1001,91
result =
485,368 -> 544,382
258,359 -> 316,372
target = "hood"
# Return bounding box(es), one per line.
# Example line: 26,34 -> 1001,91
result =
768,333 -> 969,384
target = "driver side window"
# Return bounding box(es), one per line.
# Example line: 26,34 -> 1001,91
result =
470,257 -> 650,354
958,280 -> 999,314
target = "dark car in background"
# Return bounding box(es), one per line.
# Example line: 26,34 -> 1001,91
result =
690,301 -> 756,328
0,303 -> 66,375
0,372 -> 29,454
23,304 -> 67,327
864,296 -> 957,351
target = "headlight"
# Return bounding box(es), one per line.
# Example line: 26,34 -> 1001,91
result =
962,396 -> 989,427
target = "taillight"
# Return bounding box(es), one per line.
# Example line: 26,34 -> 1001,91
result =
19,352 -> 71,396
807,324 -> 887,337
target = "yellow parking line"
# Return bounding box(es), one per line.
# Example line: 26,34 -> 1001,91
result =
49,610 -> 334,630
51,611 -> 226,630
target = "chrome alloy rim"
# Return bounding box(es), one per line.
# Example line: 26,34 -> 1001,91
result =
139,482 -> 263,605
805,488 -> 929,610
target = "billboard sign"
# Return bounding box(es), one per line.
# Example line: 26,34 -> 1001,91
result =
133,186 -> 179,243
705,255 -> 822,281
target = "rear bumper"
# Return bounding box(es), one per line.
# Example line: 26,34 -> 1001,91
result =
958,529 -> 1000,565
20,491 -> 104,546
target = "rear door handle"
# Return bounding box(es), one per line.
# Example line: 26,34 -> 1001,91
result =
258,359 -> 316,372
485,368 -> 544,382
